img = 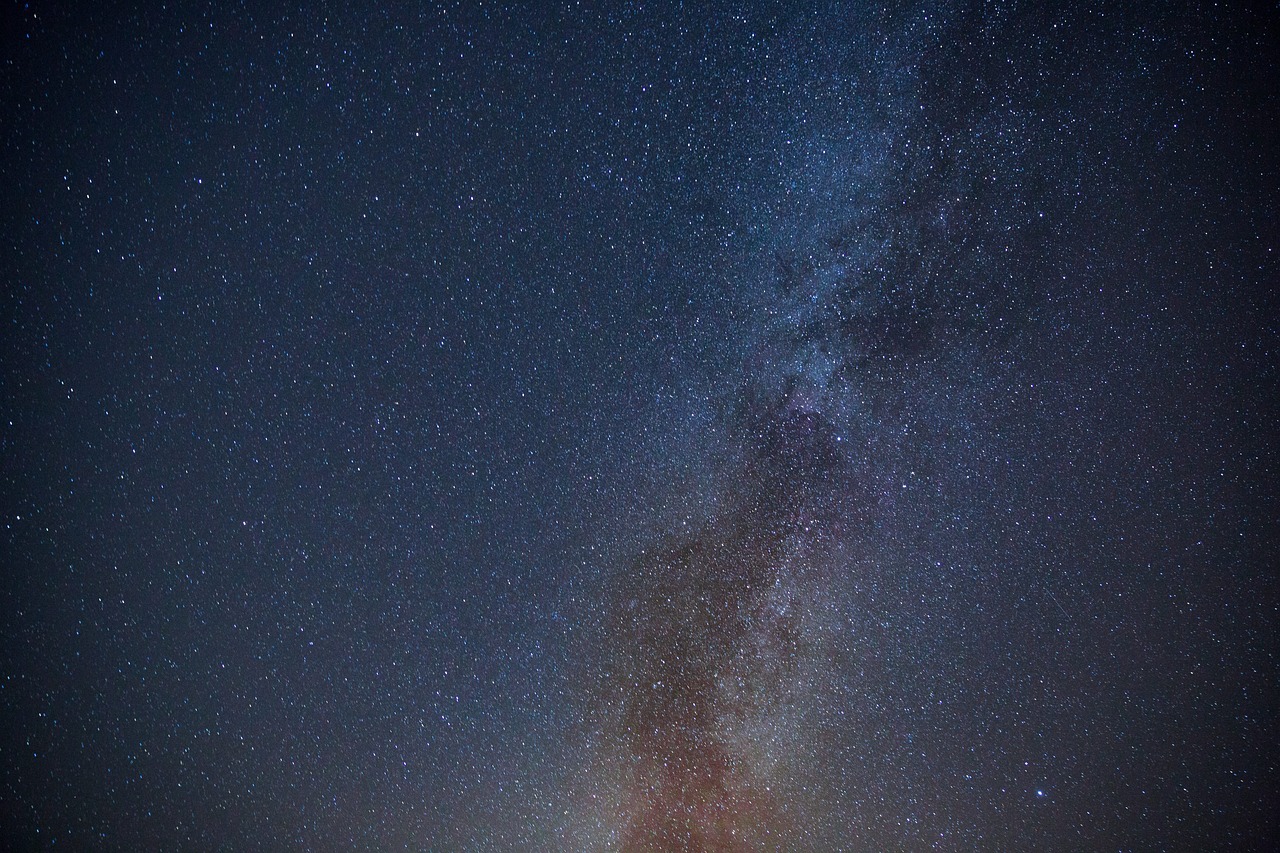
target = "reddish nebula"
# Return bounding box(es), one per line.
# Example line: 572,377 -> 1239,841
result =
599,400 -> 853,849
614,514 -> 793,845
610,518 -> 797,851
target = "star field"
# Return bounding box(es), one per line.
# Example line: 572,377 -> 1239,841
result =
2,2 -> 1277,850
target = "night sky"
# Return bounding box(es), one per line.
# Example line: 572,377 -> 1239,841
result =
2,2 -> 1278,850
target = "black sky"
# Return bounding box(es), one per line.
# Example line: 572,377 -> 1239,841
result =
2,1 -> 1278,850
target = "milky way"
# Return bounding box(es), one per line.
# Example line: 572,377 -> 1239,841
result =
3,2 -> 1276,850
564,27 -> 1031,846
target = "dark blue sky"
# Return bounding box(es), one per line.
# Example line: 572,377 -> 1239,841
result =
3,2 -> 1277,849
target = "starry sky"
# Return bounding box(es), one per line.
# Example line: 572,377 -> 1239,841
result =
2,1 -> 1278,850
